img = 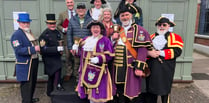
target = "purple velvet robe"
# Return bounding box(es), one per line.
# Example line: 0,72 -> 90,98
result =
77,35 -> 114,102
112,24 -> 152,99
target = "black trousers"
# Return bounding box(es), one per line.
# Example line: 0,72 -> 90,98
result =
47,68 -> 61,96
20,58 -> 38,103
113,84 -> 146,103
146,93 -> 169,103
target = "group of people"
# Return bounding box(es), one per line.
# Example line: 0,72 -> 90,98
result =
10,0 -> 184,103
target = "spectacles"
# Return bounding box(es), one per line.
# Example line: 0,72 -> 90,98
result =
157,23 -> 168,27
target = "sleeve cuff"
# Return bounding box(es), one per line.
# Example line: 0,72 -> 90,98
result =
132,60 -> 146,71
62,28 -> 66,33
164,49 -> 174,60
97,55 -> 106,64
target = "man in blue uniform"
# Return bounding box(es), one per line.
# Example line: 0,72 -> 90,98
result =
39,14 -> 65,96
10,13 -> 40,103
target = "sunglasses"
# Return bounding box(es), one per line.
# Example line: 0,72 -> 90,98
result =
157,23 -> 168,27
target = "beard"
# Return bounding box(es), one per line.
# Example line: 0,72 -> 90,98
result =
22,28 -> 30,33
122,19 -> 131,27
157,29 -> 168,35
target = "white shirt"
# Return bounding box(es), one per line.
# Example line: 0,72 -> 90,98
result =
68,9 -> 76,19
92,8 -> 102,20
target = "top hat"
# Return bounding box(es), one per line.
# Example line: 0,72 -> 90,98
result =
77,3 -> 86,9
45,14 -> 56,23
90,0 -> 106,4
155,17 -> 176,27
17,13 -> 32,22
122,0 -> 136,2
87,20 -> 105,32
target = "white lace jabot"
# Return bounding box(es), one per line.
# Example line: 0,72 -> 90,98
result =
83,36 -> 99,51
152,35 -> 167,50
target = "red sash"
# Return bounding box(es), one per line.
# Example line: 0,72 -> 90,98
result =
119,28 -> 137,59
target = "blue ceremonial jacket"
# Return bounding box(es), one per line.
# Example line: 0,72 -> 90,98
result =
10,28 -> 37,81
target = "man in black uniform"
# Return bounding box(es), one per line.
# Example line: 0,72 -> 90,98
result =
39,14 -> 65,96
146,17 -> 184,103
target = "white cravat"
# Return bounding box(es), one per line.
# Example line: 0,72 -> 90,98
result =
152,34 -> 167,50
83,36 -> 99,51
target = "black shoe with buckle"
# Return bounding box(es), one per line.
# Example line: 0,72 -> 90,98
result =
57,84 -> 65,91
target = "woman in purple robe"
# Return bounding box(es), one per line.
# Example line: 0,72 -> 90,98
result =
72,20 -> 114,103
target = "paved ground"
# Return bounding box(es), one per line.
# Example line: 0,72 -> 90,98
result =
0,51 -> 209,103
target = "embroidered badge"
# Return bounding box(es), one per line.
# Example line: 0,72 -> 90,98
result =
40,39 -> 46,47
88,70 -> 95,82
99,43 -> 104,52
12,40 -> 20,47
138,31 -> 145,41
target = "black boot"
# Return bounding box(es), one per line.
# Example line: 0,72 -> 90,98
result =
56,84 -> 65,91
118,94 -> 129,103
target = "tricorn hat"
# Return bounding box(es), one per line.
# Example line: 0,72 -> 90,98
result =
90,0 -> 106,4
155,17 -> 176,27
114,3 -> 136,19
17,13 -> 32,22
45,14 -> 56,23
87,20 -> 105,34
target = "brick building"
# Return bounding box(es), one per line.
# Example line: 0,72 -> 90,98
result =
194,0 -> 209,55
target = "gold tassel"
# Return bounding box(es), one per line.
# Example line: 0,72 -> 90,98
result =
135,13 -> 140,19
96,88 -> 99,94
87,88 -> 90,94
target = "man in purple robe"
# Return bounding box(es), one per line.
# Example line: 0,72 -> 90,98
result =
110,3 -> 152,103
73,20 -> 114,103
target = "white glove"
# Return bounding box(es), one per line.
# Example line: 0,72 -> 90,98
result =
160,50 -> 165,57
72,44 -> 79,50
57,46 -> 64,52
72,44 -> 79,53
90,57 -> 99,64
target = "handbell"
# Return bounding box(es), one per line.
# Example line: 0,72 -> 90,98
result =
112,24 -> 120,33
73,37 -> 81,45
32,39 -> 39,46
58,40 -> 64,46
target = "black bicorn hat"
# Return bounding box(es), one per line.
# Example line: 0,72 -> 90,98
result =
77,3 -> 86,9
45,14 -> 56,23
155,17 -> 176,27
114,3 -> 137,19
87,20 -> 105,34
90,0 -> 107,4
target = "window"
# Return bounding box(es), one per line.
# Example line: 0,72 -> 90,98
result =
199,0 -> 209,35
